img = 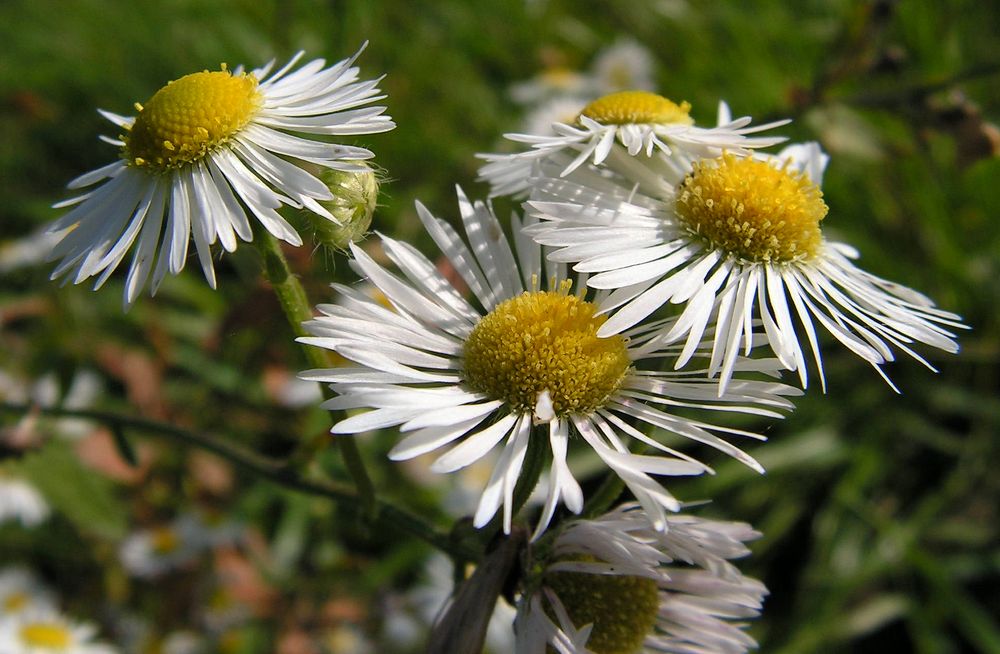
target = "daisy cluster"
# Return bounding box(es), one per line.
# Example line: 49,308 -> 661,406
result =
0,568 -> 117,653
40,41 -> 966,654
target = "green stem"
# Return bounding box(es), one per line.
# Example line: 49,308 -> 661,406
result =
0,402 -> 477,562
252,225 -> 376,519
581,471 -> 625,520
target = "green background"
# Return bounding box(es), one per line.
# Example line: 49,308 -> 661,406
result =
1,1 -> 998,652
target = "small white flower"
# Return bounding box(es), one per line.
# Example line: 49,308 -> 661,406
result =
526,142 -> 967,392
591,38 -> 657,94
0,230 -> 62,274
0,568 -> 57,617
300,189 -> 797,535
510,68 -> 594,106
160,631 -> 206,654
516,503 -> 767,654
118,515 -> 206,579
0,606 -> 117,653
479,92 -> 787,198
47,45 -> 394,308
0,477 -> 50,528
520,97 -> 590,138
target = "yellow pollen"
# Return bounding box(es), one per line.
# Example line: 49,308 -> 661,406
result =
675,153 -> 828,263
124,69 -> 261,172
20,622 -> 72,649
463,285 -> 630,418
580,90 -> 693,126
545,557 -> 660,654
150,526 -> 180,555
3,591 -> 29,612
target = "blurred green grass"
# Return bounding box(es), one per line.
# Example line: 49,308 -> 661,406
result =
1,0 -> 998,652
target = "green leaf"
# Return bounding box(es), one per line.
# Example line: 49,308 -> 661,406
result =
7,442 -> 127,540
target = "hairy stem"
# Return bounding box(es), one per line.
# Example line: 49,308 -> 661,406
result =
252,225 -> 376,519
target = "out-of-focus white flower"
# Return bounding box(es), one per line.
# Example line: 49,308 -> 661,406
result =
591,38 -> 656,94
0,568 -> 57,618
119,515 -> 206,579
0,605 -> 118,653
0,477 -> 50,528
510,68 -> 592,106
160,631 -> 206,654
521,97 -> 589,138
0,230 -> 61,274
0,369 -> 102,442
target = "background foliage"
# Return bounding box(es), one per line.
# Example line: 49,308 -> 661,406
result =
1,0 -> 998,652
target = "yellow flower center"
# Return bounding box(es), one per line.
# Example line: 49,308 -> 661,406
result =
20,622 -> 72,650
540,67 -> 582,90
463,283 -> 630,418
580,90 -> 693,126
151,526 -> 180,555
2,591 -> 29,612
675,153 -> 828,263
125,68 -> 261,172
545,558 -> 660,654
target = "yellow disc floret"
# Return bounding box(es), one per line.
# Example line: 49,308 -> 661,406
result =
2,591 -> 28,612
125,68 -> 261,172
463,283 -> 630,418
151,526 -> 180,555
20,622 -> 72,649
675,153 -> 828,263
545,557 -> 660,654
580,90 -> 693,126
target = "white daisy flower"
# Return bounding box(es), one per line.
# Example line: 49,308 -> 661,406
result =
118,515 -> 206,579
520,97 -> 590,139
591,38 -> 657,94
0,568 -> 57,617
526,142 -> 967,393
510,68 -> 594,106
47,45 -> 394,308
160,631 -> 206,654
478,91 -> 788,198
516,502 -> 767,654
299,189 -> 797,535
0,606 -> 117,654
0,477 -> 50,528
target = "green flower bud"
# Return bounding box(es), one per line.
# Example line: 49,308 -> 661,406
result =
302,164 -> 379,251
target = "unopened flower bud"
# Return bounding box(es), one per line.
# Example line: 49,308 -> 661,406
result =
303,164 -> 379,251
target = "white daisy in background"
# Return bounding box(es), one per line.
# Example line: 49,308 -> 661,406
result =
118,515 -> 206,579
526,142 -> 967,392
0,605 -> 117,653
509,67 -> 593,107
520,97 -> 590,139
159,632 -> 206,654
0,229 -> 62,274
0,568 -> 57,618
300,188 -> 797,535
591,38 -> 657,94
47,45 -> 394,308
478,91 -> 788,197
0,476 -> 50,528
516,502 -> 767,654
